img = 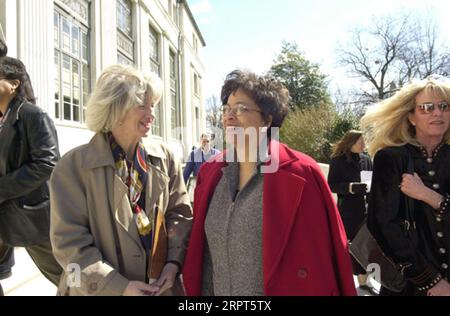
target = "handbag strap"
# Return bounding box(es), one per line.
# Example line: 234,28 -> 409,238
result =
403,146 -> 416,231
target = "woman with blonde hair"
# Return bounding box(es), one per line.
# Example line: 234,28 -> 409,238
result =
361,75 -> 450,296
328,130 -> 373,291
49,65 -> 192,296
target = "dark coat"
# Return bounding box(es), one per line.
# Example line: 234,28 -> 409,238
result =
328,153 -> 373,239
368,144 -> 450,295
183,141 -> 356,296
0,98 -> 60,246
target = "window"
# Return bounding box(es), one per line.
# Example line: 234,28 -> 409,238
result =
172,3 -> 177,24
170,50 -> 181,140
193,72 -> 200,96
149,25 -> 162,136
54,1 -> 90,124
149,26 -> 160,75
195,107 -> 200,142
193,34 -> 198,53
116,0 -> 134,65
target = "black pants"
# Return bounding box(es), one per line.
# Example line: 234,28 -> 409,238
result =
0,240 -> 62,286
0,241 -> 14,279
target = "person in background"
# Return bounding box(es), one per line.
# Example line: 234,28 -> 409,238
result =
183,134 -> 220,201
361,75 -> 450,296
0,56 -> 62,295
182,69 -> 356,296
49,65 -> 192,296
328,130 -> 373,291
0,37 -> 11,297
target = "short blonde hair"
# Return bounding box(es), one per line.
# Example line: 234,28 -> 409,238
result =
86,65 -> 162,133
361,76 -> 450,156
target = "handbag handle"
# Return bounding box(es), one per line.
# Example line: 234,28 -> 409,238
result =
403,146 -> 416,232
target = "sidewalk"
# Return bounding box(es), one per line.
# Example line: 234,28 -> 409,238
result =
2,248 -> 57,296
1,248 -> 378,296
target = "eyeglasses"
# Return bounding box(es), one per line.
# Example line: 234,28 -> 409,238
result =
222,103 -> 262,116
416,101 -> 450,114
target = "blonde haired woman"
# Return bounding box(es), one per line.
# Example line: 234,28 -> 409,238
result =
361,76 -> 450,296
49,65 -> 192,296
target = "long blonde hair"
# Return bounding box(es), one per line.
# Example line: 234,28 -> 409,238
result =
361,77 -> 450,156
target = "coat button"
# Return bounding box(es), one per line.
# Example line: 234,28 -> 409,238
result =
427,158 -> 433,163
437,216 -> 443,222
437,232 -> 444,238
442,263 -> 448,270
433,183 -> 440,189
297,268 -> 308,279
89,283 -> 98,292
428,170 -> 436,176
439,248 -> 446,254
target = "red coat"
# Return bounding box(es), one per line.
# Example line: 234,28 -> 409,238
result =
182,141 -> 356,296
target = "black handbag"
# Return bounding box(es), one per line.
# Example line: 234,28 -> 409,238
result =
349,147 -> 416,293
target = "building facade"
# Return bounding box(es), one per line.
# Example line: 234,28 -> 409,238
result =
0,0 -> 206,159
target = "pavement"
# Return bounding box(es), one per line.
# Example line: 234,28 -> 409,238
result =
1,248 -> 379,296
1,247 -> 57,296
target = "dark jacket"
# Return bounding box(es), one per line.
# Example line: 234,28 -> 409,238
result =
368,144 -> 450,294
328,153 -> 373,239
0,98 -> 60,246
183,147 -> 220,184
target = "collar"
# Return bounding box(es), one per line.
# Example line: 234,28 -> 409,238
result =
409,142 -> 445,159
83,133 -> 167,170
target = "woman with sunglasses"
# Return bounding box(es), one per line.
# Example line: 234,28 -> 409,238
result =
361,76 -> 450,296
182,70 -> 356,296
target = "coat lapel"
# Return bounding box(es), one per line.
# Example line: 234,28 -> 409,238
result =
145,163 -> 169,213
112,173 -> 142,249
262,143 -> 306,287
83,133 -> 143,250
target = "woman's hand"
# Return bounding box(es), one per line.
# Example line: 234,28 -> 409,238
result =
400,173 -> 444,209
122,281 -> 160,296
400,173 -> 428,200
151,262 -> 179,296
427,279 -> 450,296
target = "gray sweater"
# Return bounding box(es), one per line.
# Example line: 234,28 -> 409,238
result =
203,162 -> 264,296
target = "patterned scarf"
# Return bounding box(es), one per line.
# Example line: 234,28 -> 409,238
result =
108,133 -> 153,237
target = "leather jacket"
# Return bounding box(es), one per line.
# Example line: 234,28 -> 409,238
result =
0,97 -> 60,246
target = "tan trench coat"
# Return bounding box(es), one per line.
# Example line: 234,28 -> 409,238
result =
49,133 -> 192,296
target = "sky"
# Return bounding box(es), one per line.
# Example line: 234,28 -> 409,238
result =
187,0 -> 450,102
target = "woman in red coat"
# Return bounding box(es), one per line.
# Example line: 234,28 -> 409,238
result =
182,70 -> 356,296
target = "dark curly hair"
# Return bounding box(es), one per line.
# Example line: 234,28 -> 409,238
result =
0,56 -> 36,103
220,69 -> 290,137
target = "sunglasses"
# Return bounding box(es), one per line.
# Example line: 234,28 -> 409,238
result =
416,101 -> 450,114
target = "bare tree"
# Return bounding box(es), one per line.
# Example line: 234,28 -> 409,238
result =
338,13 -> 450,105
338,15 -> 410,103
205,95 -> 223,149
409,20 -> 450,78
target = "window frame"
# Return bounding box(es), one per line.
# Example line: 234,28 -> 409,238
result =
54,2 -> 91,125
116,0 -> 134,65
